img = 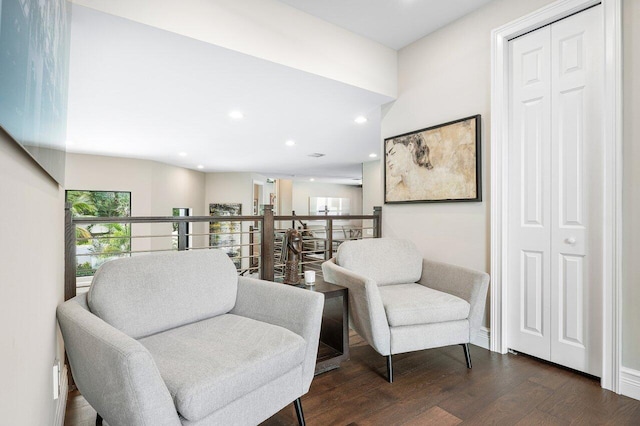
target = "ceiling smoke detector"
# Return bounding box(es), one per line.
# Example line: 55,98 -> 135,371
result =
308,153 -> 326,158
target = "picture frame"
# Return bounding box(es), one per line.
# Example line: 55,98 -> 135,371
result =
384,115 -> 481,204
209,203 -> 242,268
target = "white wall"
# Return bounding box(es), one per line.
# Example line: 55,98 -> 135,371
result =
379,0 -> 556,274
277,179 -> 293,216
371,0 -> 640,371
362,160 -> 383,215
286,180 -> 364,244
205,174 -> 364,243
291,181 -> 363,216
204,174 -> 364,217
71,0 -> 397,98
204,172 -> 259,217
0,132 -> 65,425
66,153 -> 207,250
622,0 -> 640,371
372,0 -> 555,330
204,172 -> 266,269
362,160 -> 384,237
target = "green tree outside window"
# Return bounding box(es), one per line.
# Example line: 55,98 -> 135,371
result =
66,190 -> 131,277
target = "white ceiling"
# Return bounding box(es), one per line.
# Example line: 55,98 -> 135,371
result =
67,5 -> 392,182
276,0 -> 492,49
67,1 -> 490,182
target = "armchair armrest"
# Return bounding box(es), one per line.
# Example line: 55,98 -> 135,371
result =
322,258 -> 391,356
418,259 -> 490,339
231,277 -> 324,393
57,295 -> 181,426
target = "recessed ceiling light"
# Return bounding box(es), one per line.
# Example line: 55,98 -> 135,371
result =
369,153 -> 377,158
179,152 -> 187,157
310,178 -> 315,182
355,116 -> 368,124
196,165 -> 204,169
229,111 -> 244,120
285,140 -> 296,146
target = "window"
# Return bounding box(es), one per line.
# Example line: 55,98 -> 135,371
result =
309,197 -> 350,216
66,190 -> 131,277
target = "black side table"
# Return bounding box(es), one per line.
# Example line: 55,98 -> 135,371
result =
297,277 -> 349,375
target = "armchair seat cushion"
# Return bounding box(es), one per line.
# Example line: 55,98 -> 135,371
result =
139,314 -> 306,422
378,284 -> 470,327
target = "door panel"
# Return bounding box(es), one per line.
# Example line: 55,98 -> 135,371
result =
521,250 -> 544,336
508,5 -> 603,376
522,98 -> 545,227
550,5 -> 603,376
559,253 -> 585,346
508,26 -> 552,360
558,86 -> 585,227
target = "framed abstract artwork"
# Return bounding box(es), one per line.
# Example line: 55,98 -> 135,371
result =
384,115 -> 481,203
209,203 -> 242,268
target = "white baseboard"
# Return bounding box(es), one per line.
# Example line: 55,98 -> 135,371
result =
54,365 -> 68,426
472,326 -> 490,350
620,367 -> 640,401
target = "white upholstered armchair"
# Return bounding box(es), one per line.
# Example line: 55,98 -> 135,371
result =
58,250 -> 324,426
322,238 -> 489,383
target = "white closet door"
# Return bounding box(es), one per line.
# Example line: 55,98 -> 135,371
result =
508,5 -> 603,376
549,6 -> 603,376
508,25 -> 552,361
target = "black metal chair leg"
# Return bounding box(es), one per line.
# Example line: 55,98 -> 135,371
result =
386,355 -> 393,383
294,398 -> 305,426
462,343 -> 472,369
96,413 -> 103,426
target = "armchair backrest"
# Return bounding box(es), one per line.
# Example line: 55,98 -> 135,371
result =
88,250 -> 238,339
336,238 -> 422,286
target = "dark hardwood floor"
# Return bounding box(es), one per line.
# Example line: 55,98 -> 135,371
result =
65,333 -> 640,425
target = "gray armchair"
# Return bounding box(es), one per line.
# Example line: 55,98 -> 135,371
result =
57,250 -> 324,426
322,238 -> 489,383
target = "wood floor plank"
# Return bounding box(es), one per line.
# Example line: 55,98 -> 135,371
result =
605,404 -> 640,425
353,352 -> 473,425
514,409 -> 569,425
525,360 -> 575,391
437,353 -> 545,420
536,374 -> 640,424
402,406 -> 462,426
64,333 -> 640,426
457,379 -> 554,425
309,386 -> 400,425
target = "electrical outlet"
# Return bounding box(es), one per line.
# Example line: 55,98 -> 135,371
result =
52,361 -> 60,400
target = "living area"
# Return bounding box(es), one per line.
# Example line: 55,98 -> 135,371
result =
1,0 -> 640,425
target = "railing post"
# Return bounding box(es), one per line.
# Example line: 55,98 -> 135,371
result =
325,219 -> 333,260
261,205 -> 275,281
177,220 -> 188,251
64,203 -> 77,301
249,225 -> 256,268
373,206 -> 382,238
